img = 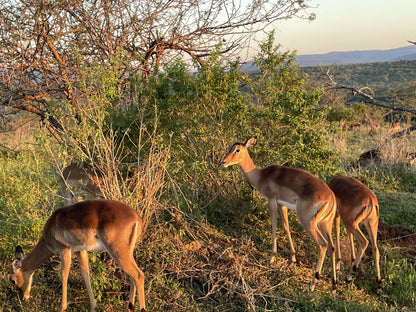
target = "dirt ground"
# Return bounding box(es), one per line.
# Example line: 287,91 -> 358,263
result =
378,220 -> 416,256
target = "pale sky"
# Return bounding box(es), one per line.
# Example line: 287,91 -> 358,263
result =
274,0 -> 416,55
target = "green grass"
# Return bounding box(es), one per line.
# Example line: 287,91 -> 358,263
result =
1,127 -> 416,312
378,192 -> 416,231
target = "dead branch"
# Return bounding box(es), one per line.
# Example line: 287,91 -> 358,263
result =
322,64 -> 416,167
321,66 -> 416,115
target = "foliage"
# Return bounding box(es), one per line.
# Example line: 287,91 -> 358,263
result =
120,36 -> 338,225
38,54 -> 170,233
303,60 -> 416,89
0,151 -> 59,249
0,31 -> 416,312
245,33 -> 338,175
0,0 -> 315,141
304,60 -> 416,125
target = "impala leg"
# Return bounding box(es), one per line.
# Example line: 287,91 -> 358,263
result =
134,268 -> 146,312
278,205 -> 296,263
62,187 -> 73,206
117,256 -> 146,312
334,212 -> 341,271
268,201 -> 278,264
364,217 -> 382,286
305,220 -> 328,292
76,251 -> 97,311
346,224 -> 368,283
60,248 -> 72,312
103,240 -> 146,311
348,230 -> 355,265
128,276 -> 137,309
320,219 -> 337,291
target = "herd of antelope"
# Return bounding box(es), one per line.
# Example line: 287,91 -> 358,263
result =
9,137 -> 382,311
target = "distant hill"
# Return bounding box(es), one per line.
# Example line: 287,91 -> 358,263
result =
240,45 -> 416,71
297,45 -> 416,67
302,59 -> 416,89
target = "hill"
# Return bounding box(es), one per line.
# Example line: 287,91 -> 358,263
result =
240,46 -> 416,72
297,45 -> 416,67
302,59 -> 416,88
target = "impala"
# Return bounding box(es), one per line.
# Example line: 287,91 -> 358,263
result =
9,199 -> 147,312
222,136 -> 337,291
329,175 -> 381,286
59,162 -> 104,205
388,122 -> 400,132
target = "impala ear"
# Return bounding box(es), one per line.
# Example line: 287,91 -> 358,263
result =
245,136 -> 257,148
15,245 -> 24,261
12,259 -> 22,272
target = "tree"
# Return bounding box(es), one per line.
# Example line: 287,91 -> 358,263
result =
0,0 -> 314,143
244,33 -> 337,175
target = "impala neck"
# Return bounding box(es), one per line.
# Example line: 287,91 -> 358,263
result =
239,152 -> 261,187
22,237 -> 53,273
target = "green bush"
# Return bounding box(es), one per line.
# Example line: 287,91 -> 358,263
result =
0,152 -> 59,251
1,34 -> 415,312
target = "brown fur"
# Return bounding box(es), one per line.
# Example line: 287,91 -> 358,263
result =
59,162 -> 104,205
329,175 -> 381,285
9,199 -> 147,312
222,137 -> 337,291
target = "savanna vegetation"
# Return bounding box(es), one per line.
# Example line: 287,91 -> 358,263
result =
1,1 -> 416,311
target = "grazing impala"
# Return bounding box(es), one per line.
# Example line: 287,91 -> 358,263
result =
222,137 -> 337,291
328,175 -> 381,286
59,162 -> 104,205
9,199 -> 147,312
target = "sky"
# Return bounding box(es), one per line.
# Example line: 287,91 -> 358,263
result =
274,0 -> 416,55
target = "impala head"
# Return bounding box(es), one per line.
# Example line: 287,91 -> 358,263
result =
9,246 -> 32,300
222,136 -> 257,167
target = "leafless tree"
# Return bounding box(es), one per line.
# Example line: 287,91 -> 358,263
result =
0,0 -> 314,142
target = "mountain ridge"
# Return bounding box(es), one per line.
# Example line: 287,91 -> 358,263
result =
296,45 -> 416,67
241,45 -> 416,71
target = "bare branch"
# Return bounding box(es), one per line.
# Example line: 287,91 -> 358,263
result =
0,0 -> 314,142
321,66 -> 416,115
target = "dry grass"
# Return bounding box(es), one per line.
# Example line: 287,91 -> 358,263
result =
331,121 -> 416,169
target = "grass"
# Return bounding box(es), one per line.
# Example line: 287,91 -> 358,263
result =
378,192 -> 416,231
0,124 -> 416,312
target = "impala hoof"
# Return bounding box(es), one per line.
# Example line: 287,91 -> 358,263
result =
332,278 -> 338,292
345,275 -> 353,284
377,278 -> 383,289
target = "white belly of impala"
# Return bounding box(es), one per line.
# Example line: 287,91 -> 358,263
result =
57,231 -> 106,253
277,199 -> 297,211
72,239 -> 105,252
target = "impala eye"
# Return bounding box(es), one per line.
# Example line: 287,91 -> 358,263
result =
235,149 -> 240,153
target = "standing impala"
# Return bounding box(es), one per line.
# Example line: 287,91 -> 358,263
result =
9,199 -> 147,312
329,175 -> 381,286
59,162 -> 104,206
222,137 -> 337,291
